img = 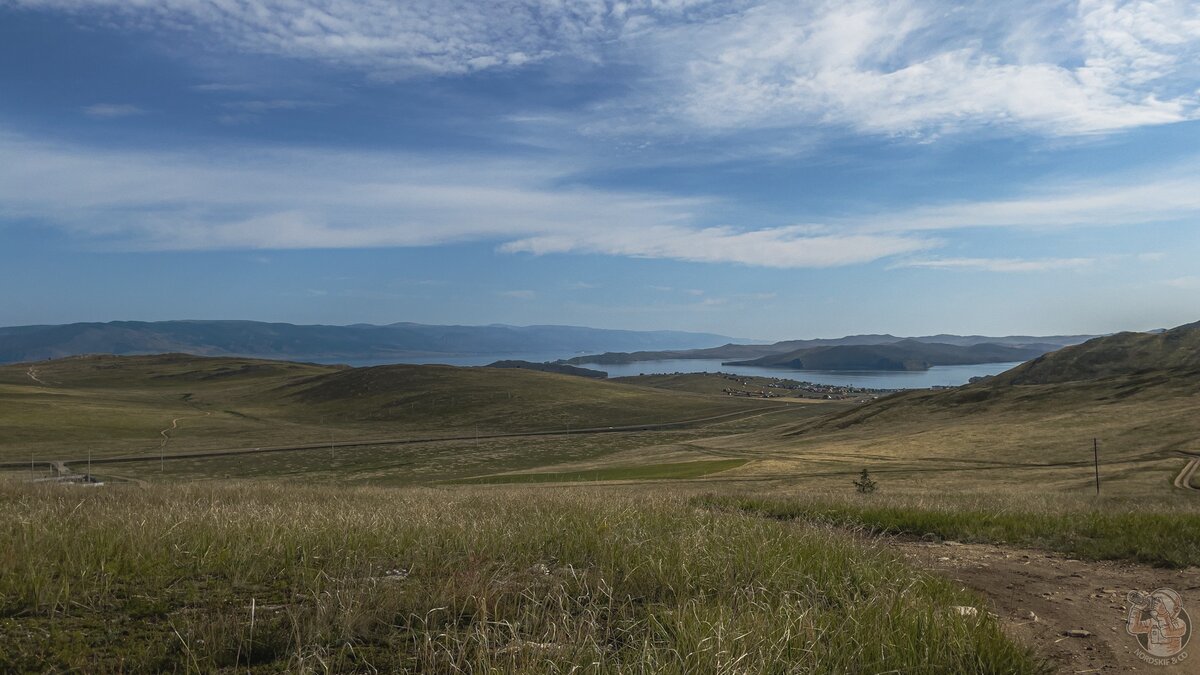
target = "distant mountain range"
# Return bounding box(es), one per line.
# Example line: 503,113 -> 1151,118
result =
724,340 -> 1054,371
562,332 -> 1099,371
0,321 -> 743,365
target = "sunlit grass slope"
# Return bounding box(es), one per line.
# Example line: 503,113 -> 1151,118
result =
711,325 -> 1200,494
0,354 -> 768,462
0,482 -> 1042,674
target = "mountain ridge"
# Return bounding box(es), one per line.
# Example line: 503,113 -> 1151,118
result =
562,332 -> 1098,367
0,320 -> 744,365
725,339 -> 1053,371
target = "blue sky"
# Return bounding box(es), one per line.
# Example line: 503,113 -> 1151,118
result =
1,0 -> 1199,339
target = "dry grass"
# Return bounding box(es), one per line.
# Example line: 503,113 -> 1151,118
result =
700,489 -> 1200,568
0,481 -> 1042,673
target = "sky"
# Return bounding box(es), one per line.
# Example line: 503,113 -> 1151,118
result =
1,0 -> 1198,340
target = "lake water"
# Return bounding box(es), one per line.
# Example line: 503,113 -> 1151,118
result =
571,359 -> 1023,389
327,353 -> 1023,390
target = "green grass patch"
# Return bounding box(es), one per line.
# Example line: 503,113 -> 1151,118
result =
455,458 -> 749,484
700,492 -> 1200,568
0,482 -> 1043,673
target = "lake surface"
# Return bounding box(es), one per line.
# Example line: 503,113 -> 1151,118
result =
571,359 -> 1023,389
326,353 -> 1023,389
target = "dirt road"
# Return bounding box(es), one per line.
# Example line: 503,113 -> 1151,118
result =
159,412 -> 212,449
26,366 -> 47,385
1175,454 -> 1199,492
893,538 -> 1198,674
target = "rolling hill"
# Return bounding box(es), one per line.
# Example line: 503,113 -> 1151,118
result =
709,321 -> 1200,493
0,320 -> 742,364
987,320 -> 1200,385
0,353 -> 771,463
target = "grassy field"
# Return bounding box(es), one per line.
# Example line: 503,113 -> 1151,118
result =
688,373 -> 1200,495
455,458 -> 749,484
0,355 -> 778,465
700,490 -> 1200,568
3,347 -> 1200,673
0,481 -> 1043,674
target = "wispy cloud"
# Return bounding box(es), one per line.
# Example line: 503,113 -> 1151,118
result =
22,1 -> 1200,140
82,103 -> 145,118
0,127 -> 924,269
873,174 -> 1200,232
893,257 -> 1096,273
218,99 -> 328,124
638,0 -> 1200,137
500,226 -> 934,268
1163,276 -> 1200,289
8,0 -> 727,77
4,125 -> 1199,271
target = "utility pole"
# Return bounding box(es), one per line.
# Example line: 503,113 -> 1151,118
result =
1093,438 -> 1101,495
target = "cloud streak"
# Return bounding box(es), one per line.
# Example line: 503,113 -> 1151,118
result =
893,257 -> 1096,272
0,128 -> 930,268
82,103 -> 146,118
2,126 -> 1198,270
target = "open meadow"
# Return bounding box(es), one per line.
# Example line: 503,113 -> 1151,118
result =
2,332 -> 1199,673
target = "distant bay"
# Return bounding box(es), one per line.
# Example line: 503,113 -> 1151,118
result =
320,353 -> 1024,389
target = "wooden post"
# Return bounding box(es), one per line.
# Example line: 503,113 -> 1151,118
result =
1093,438 -> 1101,495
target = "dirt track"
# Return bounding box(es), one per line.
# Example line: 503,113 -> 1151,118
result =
893,538 -> 1198,674
1175,454 -> 1199,492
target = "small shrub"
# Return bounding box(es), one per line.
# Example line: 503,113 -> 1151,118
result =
854,468 -> 878,494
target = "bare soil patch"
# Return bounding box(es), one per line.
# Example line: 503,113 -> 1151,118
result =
891,538 -> 1199,673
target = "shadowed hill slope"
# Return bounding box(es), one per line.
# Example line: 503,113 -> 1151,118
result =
988,321 -> 1200,386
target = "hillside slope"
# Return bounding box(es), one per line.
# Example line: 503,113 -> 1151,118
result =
0,354 -> 767,461
988,321 -> 1200,385
707,322 -> 1200,493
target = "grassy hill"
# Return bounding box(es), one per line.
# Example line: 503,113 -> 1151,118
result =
0,354 -> 771,466
700,322 -> 1200,494
989,321 -> 1200,385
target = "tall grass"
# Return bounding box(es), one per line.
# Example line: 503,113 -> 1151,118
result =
701,491 -> 1200,568
0,481 -> 1043,673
